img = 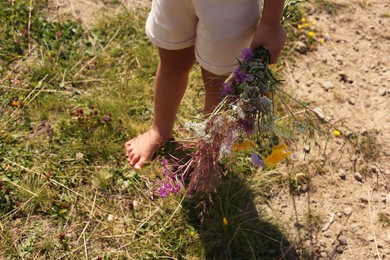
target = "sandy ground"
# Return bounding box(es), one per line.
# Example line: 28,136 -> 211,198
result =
275,0 -> 390,259
47,0 -> 390,258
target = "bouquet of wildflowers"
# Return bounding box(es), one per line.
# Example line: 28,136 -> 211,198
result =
154,47 -> 294,198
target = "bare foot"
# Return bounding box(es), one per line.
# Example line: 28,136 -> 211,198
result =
185,156 -> 222,199
125,128 -> 171,170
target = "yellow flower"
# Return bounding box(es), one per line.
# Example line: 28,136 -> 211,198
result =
10,100 -> 20,107
232,140 -> 255,151
264,144 -> 292,167
319,38 -> 325,44
308,31 -> 315,38
223,217 -> 228,226
303,23 -> 309,28
190,231 -> 196,236
301,17 -> 306,23
297,24 -> 302,29
333,130 -> 341,137
311,20 -> 316,25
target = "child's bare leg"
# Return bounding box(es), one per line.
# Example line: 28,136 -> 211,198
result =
186,68 -> 228,198
125,46 -> 195,169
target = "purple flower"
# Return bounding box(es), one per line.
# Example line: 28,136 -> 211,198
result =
238,117 -> 256,134
162,168 -> 167,176
251,153 -> 264,167
158,186 -> 168,197
221,82 -> 234,96
254,96 -> 272,113
241,48 -> 253,62
161,159 -> 168,166
103,115 -> 111,123
170,183 -> 182,194
233,68 -> 251,84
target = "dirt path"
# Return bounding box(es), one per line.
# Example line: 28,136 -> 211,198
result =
275,0 -> 390,258
48,0 -> 390,258
48,0 -> 149,26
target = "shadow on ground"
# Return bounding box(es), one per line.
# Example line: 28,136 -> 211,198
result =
182,173 -> 299,260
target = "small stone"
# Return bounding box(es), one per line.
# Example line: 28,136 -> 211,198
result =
319,239 -> 327,247
321,81 -> 335,91
348,98 -> 356,105
354,172 -> 363,182
367,235 -> 375,242
295,41 -> 308,54
386,194 -> 390,204
323,231 -> 332,238
336,245 -> 344,254
312,107 -> 325,120
306,80 -> 314,87
339,73 -> 348,83
360,197 -> 368,203
359,203 -> 366,209
336,212 -> 343,218
384,249 -> 390,255
338,235 -> 348,245
351,223 -> 361,230
303,145 -> 311,153
107,214 -> 114,222
368,165 -> 379,174
379,90 -> 387,96
322,213 -> 335,232
338,169 -> 346,180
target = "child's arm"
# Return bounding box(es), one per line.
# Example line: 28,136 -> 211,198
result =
250,0 -> 286,64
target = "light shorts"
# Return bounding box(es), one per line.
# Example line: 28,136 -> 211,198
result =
145,0 -> 262,75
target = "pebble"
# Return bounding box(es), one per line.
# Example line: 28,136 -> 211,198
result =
338,169 -> 346,180
322,213 -> 335,232
338,235 -> 348,245
339,73 -> 348,83
336,245 -> 344,254
344,207 -> 353,217
354,172 -> 363,182
360,197 -> 368,203
306,80 -> 314,87
295,41 -> 308,54
312,107 -> 325,120
379,90 -> 387,96
321,81 -> 335,91
323,231 -> 332,238
107,214 -> 114,222
350,154 -> 358,162
348,98 -> 356,105
367,235 -> 375,242
368,165 -> 379,174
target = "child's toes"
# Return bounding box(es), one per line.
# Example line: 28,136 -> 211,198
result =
134,157 -> 147,170
130,154 -> 140,166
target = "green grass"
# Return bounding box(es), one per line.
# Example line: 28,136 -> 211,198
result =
0,0 -> 351,258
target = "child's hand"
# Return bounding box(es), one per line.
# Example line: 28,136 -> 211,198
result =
250,22 -> 286,64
